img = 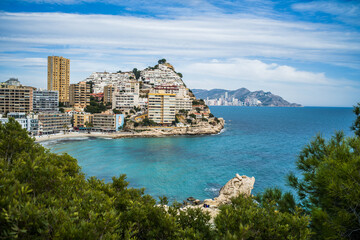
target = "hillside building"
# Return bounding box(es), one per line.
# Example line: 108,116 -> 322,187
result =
69,81 -> 91,109
103,85 -> 114,104
148,93 -> 176,124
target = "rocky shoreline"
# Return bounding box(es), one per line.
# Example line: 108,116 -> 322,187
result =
164,173 -> 255,220
35,118 -> 224,142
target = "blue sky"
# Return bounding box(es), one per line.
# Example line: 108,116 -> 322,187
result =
0,0 -> 359,106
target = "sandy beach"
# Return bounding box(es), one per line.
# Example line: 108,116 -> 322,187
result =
35,119 -> 225,143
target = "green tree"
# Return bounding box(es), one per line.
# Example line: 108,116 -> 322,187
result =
132,68 -> 141,80
351,103 -> 360,137
215,194 -> 311,239
288,130 -> 360,238
158,58 -> 166,64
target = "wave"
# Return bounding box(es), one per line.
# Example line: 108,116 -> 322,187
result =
40,137 -> 90,145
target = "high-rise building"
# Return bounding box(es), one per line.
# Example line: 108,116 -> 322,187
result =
148,93 -> 176,124
0,84 -> 34,114
47,56 -> 70,103
33,90 -> 59,112
103,85 -> 114,104
69,81 -> 90,109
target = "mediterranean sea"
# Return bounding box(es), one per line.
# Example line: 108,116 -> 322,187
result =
43,107 -> 355,202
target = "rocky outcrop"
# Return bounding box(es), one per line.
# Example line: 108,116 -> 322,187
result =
203,174 -> 255,207
177,173 -> 255,221
113,118 -> 225,138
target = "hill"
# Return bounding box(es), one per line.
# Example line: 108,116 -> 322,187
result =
192,88 -> 302,107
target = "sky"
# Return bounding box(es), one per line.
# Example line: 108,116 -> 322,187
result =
0,0 -> 359,106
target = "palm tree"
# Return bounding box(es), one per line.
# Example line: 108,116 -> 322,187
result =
84,121 -> 94,134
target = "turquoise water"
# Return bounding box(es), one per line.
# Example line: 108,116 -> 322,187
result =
43,107 -> 355,202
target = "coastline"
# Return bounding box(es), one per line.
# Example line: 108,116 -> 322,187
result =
35,118 -> 225,142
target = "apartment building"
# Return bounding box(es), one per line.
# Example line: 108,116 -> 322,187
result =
140,64 -> 183,86
176,96 -> 192,111
118,80 -> 140,94
69,81 -> 90,109
103,85 -> 114,104
33,90 -> 59,112
47,56 -> 70,103
73,113 -> 93,127
85,71 -> 135,93
93,113 -> 124,131
38,112 -> 72,134
0,84 -> 34,114
0,112 -> 38,135
148,93 -> 176,124
112,92 -> 139,110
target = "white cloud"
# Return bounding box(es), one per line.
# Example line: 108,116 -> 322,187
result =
292,0 -> 360,25
0,11 -> 359,106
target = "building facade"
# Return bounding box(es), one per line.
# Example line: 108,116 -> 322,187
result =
47,56 -> 70,103
0,112 -> 38,135
93,113 -> 123,131
69,81 -> 90,109
0,84 -> 34,114
103,85 -> 114,104
33,90 -> 59,112
38,112 -> 72,134
73,113 -> 93,128
148,93 -> 176,124
112,92 -> 139,110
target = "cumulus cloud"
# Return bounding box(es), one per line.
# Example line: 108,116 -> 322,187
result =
0,11 -> 359,106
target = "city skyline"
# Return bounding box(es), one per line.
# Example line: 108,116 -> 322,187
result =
0,0 -> 359,107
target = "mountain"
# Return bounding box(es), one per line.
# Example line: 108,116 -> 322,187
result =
191,88 -> 302,107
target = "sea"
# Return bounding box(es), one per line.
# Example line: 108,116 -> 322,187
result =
42,107 -> 355,202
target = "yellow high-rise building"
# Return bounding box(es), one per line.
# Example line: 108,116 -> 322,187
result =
47,56 -> 70,103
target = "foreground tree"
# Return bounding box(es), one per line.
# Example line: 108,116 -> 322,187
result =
288,130 -> 360,238
1,114 -> 316,239
215,192 -> 311,239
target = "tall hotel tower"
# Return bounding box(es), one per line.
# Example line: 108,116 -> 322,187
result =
47,56 -> 70,103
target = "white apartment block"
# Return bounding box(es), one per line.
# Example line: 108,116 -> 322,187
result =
118,80 -> 140,94
112,92 -> 139,110
85,71 -> 136,93
0,112 -> 38,135
140,64 -> 183,86
176,96 -> 192,111
33,90 -> 59,112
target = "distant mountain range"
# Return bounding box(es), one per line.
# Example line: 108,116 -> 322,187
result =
192,88 -> 302,107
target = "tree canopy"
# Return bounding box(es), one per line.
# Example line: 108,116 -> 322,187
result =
1,103 -> 360,239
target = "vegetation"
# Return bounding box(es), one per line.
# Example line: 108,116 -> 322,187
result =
158,58 -> 166,64
192,99 -> 205,106
84,96 -> 107,114
1,104 -> 360,239
140,117 -> 157,127
176,72 -> 183,78
288,132 -> 360,239
113,108 -> 122,114
132,68 -> 141,80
